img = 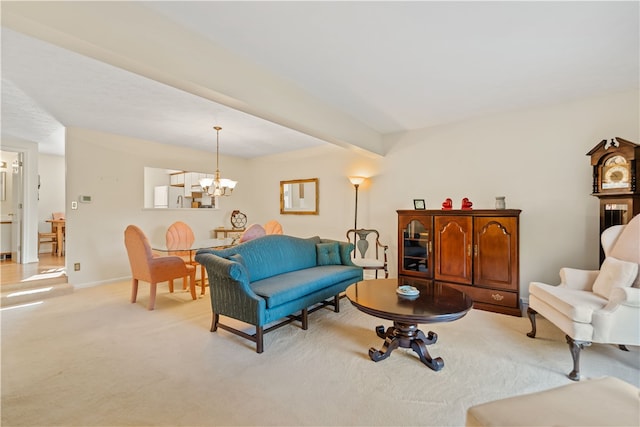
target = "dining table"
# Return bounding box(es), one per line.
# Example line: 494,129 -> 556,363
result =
151,238 -> 233,256
152,238 -> 234,293
45,218 -> 66,256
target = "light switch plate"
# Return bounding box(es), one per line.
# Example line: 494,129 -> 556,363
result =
71,201 -> 78,210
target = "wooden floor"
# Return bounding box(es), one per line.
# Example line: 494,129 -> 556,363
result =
0,253 -> 67,288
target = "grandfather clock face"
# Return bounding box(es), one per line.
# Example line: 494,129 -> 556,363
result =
601,155 -> 631,190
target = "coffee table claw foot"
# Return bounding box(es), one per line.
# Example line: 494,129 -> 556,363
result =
417,330 -> 438,345
375,325 -> 394,339
369,336 -> 400,362
411,338 -> 444,371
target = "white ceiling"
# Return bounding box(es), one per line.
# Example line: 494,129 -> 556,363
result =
2,1 -> 638,158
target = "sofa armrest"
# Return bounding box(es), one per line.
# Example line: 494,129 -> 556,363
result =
339,241 -> 357,266
559,268 -> 600,291
195,252 -> 266,325
608,287 -> 640,308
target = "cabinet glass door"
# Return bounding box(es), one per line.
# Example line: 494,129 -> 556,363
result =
399,217 -> 432,278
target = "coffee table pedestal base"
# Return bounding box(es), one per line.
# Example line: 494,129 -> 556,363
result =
369,322 -> 444,371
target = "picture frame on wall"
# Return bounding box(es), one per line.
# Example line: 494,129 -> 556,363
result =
413,199 -> 426,210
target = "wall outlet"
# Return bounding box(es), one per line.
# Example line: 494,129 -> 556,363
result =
74,263 -> 80,271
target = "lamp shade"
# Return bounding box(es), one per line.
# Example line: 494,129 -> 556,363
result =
199,177 -> 214,189
348,176 -> 366,186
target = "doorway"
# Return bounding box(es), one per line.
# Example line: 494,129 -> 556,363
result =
0,147 -> 67,285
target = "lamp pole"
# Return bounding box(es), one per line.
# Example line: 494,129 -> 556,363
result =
353,182 -> 360,231
348,176 -> 365,231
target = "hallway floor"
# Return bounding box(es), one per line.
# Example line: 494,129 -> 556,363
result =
0,253 -> 66,288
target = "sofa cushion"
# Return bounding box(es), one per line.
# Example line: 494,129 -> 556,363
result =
592,257 -> 638,299
529,282 -> 606,323
250,265 -> 362,308
316,242 -> 341,266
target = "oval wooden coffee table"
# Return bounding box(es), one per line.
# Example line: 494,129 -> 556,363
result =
346,278 -> 473,370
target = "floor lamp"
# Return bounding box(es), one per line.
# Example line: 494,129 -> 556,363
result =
348,176 -> 366,230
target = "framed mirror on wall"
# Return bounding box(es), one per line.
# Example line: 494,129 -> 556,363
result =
280,178 -> 319,215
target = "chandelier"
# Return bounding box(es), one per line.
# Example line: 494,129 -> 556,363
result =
199,126 -> 237,197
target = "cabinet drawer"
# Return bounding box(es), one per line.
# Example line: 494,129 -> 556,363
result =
438,282 -> 518,308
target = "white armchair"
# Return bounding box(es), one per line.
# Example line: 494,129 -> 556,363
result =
527,214 -> 640,380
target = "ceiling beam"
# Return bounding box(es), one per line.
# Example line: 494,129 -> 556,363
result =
2,1 -> 383,157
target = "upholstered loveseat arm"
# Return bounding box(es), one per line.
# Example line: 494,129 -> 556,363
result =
592,286 -> 640,344
607,286 -> 640,308
195,252 -> 267,326
559,267 -> 600,291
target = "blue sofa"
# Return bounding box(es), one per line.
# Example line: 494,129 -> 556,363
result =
195,234 -> 363,353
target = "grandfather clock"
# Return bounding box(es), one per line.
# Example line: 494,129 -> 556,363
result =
587,137 -> 639,262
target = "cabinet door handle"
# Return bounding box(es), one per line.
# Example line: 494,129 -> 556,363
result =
491,293 -> 504,301
467,244 -> 471,257
428,241 -> 432,254
474,244 -> 478,257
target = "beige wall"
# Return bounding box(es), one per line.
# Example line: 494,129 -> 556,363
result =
379,90 -> 639,295
64,90 -> 639,303
37,153 -> 65,236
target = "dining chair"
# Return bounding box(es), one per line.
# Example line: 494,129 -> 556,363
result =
49,212 -> 65,256
166,221 -> 206,295
239,223 -> 266,243
264,220 -> 283,235
38,232 -> 57,255
124,224 -> 196,310
346,228 -> 389,278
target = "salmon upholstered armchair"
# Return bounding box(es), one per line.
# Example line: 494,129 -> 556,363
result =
124,225 -> 196,310
527,214 -> 640,380
166,221 -> 206,295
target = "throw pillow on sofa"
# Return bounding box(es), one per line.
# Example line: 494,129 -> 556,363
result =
316,242 -> 341,266
592,256 -> 638,299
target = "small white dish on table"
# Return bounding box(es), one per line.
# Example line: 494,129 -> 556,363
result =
396,285 -> 420,297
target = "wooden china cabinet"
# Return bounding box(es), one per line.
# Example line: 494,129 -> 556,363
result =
398,209 -> 521,316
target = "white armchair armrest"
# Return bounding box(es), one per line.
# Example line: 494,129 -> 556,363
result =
559,268 -> 600,291
608,286 -> 640,308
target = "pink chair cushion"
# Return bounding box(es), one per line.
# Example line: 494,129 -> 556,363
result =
239,224 -> 266,243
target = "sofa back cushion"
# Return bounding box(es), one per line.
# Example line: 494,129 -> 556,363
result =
210,234 -> 320,282
316,242 -> 342,266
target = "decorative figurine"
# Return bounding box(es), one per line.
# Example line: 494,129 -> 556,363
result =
441,198 -> 453,210
461,198 -> 473,210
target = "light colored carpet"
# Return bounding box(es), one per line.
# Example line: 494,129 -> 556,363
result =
2,280 -> 639,427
